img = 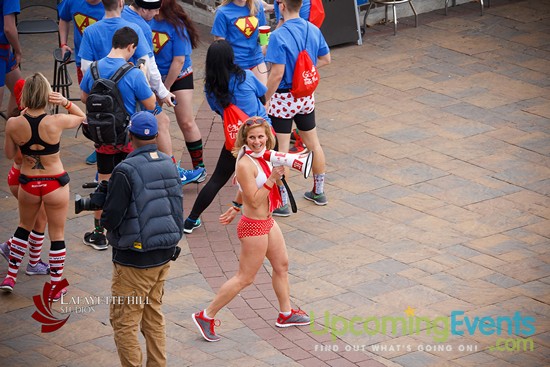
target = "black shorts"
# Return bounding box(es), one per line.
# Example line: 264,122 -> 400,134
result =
170,73 -> 194,92
269,110 -> 316,134
96,151 -> 128,174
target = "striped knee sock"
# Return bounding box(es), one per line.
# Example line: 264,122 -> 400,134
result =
28,230 -> 45,267
49,241 -> 66,287
7,227 -> 30,281
186,139 -> 204,168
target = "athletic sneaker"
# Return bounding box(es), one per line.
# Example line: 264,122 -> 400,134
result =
196,166 -> 207,183
0,241 -> 9,262
192,310 -> 221,342
177,162 -> 205,185
290,129 -> 299,143
49,287 -> 68,302
0,277 -> 15,293
183,218 -> 202,234
25,260 -> 50,276
275,309 -> 311,327
83,231 -> 109,251
304,191 -> 328,206
272,204 -> 291,217
289,133 -> 307,154
86,151 -> 97,165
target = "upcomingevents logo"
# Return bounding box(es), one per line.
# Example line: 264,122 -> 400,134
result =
31,279 -> 70,333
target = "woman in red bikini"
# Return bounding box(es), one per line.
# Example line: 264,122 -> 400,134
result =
192,117 -> 310,342
1,73 -> 85,301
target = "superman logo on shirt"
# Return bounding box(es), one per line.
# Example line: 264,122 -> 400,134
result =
234,16 -> 259,39
152,31 -> 170,54
74,13 -> 99,35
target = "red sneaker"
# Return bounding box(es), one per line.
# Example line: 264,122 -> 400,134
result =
275,308 -> 311,327
49,287 -> 67,302
192,310 -> 221,342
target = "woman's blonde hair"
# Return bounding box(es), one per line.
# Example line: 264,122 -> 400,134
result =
221,0 -> 258,16
21,73 -> 51,110
232,117 -> 276,157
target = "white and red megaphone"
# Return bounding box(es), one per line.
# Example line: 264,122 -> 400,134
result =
262,150 -> 314,179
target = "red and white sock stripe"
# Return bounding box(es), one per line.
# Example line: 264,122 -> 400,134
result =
28,231 -> 45,267
49,248 -> 66,285
7,236 -> 28,280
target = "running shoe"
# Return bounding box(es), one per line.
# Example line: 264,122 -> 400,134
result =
304,191 -> 328,206
0,277 -> 15,293
86,151 -> 97,165
192,310 -> 221,342
83,231 -> 109,251
272,204 -> 291,217
177,162 -> 205,185
275,309 -> 311,327
183,218 -> 202,234
25,260 -> 50,276
49,287 -> 68,302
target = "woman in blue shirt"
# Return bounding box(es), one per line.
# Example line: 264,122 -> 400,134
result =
183,39 -> 269,234
150,0 -> 205,171
212,0 -> 268,85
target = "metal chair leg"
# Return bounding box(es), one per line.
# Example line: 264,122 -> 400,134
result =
363,2 -> 375,29
410,0 -> 418,27
445,0 -> 449,15
480,0 -> 484,16
392,4 -> 397,35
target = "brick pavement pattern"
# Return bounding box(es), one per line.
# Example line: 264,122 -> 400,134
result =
1,1 -> 549,366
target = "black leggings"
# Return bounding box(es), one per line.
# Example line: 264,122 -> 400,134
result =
188,146 -> 236,221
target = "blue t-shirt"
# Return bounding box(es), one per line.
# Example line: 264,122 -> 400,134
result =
265,18 -> 329,89
80,57 -> 153,115
206,70 -> 270,123
0,0 -> 20,44
58,0 -> 105,66
149,18 -> 192,77
274,0 -> 310,23
121,5 -> 154,53
79,17 -> 151,65
211,2 -> 266,69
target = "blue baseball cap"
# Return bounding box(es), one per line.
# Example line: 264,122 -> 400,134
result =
129,111 -> 158,140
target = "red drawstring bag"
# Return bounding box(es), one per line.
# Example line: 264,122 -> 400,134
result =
309,0 -> 325,28
222,104 -> 249,151
288,26 -> 319,98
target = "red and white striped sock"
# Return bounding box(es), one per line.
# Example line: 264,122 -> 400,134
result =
7,235 -> 29,281
27,231 -> 45,267
49,247 -> 66,287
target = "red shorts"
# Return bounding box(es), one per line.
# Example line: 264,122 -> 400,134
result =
19,172 -> 70,196
7,166 -> 20,186
237,215 -> 275,239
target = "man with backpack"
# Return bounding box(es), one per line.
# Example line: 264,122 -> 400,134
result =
80,26 -> 156,251
265,0 -> 331,208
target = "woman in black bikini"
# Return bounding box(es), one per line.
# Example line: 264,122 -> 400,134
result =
1,73 -> 85,300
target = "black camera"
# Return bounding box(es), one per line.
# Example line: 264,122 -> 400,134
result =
75,180 -> 108,214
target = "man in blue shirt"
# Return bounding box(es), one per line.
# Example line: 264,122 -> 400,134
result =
265,0 -> 331,207
80,26 -> 156,252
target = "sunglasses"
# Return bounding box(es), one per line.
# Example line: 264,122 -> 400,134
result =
245,117 -> 267,126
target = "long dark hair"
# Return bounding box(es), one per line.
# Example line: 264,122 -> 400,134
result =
204,40 -> 246,109
157,0 -> 199,49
